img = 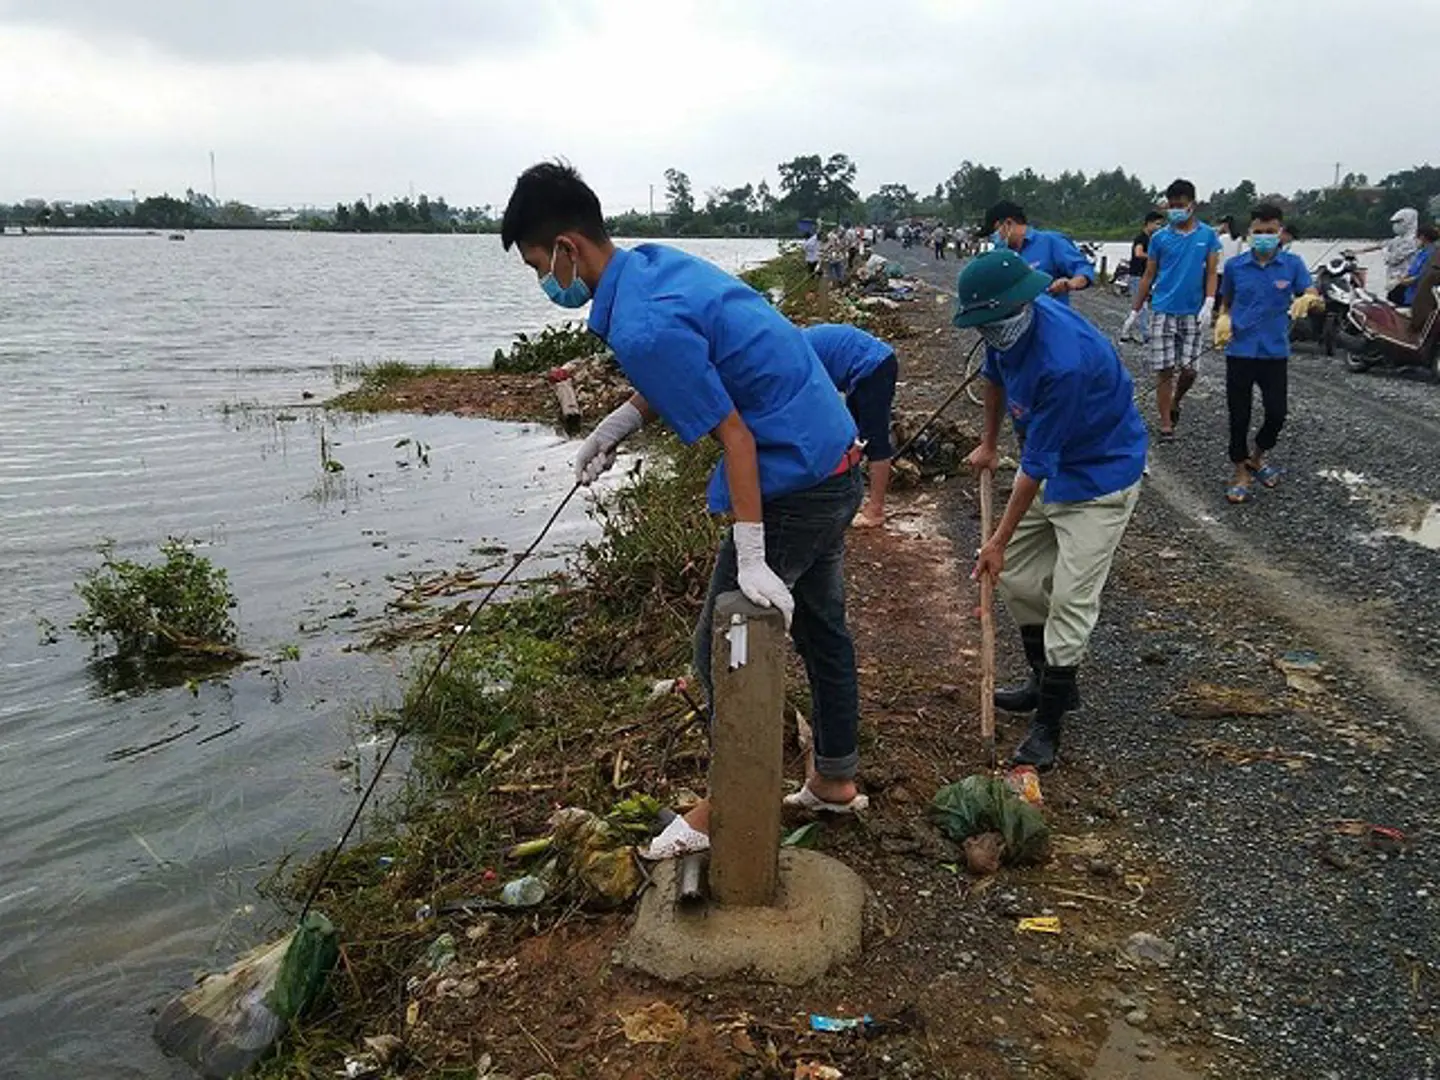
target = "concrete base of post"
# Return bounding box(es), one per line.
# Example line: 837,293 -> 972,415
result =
619,849 -> 869,986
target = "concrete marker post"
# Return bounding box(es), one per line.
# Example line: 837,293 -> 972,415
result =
707,590 -> 785,907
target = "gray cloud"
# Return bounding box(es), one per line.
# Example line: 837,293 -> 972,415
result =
0,0 -> 1434,207
0,0 -> 593,61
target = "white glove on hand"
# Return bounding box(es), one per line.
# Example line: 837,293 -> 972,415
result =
733,522 -> 794,629
1120,310 -> 1139,338
1198,297 -> 1215,333
575,401 -> 644,485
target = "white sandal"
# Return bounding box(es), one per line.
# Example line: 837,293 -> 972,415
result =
782,785 -> 870,815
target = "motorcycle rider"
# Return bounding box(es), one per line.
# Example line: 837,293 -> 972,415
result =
1356,208 -> 1420,295
1396,224 -> 1438,307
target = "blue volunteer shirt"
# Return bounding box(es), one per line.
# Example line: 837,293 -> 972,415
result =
801,323 -> 894,394
980,296 -> 1148,503
1015,229 -> 1095,306
1221,250 -> 1313,359
587,244 -> 857,513
1403,246 -> 1433,306
1148,221 -> 1222,315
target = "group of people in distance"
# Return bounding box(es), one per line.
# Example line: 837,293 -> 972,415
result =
495,159 -> 1418,863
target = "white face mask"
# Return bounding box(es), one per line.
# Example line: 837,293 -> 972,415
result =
978,305 -> 1033,351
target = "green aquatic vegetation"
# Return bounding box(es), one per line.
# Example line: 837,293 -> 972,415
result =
72,539 -> 244,661
491,321 -> 609,374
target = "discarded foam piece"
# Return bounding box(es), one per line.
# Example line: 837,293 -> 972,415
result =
619,848 -> 869,986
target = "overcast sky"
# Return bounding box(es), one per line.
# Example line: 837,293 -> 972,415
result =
0,0 -> 1429,210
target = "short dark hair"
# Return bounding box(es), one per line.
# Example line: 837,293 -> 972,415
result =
1144,210 -> 1165,224
1164,178 -> 1197,201
1251,203 -> 1285,224
1420,223 -> 1440,243
500,160 -> 607,251
982,200 -> 1027,232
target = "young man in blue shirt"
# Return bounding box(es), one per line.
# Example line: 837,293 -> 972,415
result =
802,323 -> 898,528
983,200 -> 1096,307
957,251 -> 1148,770
1218,204 -> 1316,503
500,163 -> 868,858
1123,179 -> 1222,440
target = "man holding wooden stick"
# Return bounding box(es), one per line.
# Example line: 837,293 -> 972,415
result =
955,251 -> 1148,770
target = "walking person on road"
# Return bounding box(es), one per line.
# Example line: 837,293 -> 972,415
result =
501,161 -> 869,858
1216,215 -> 1246,298
956,250 -> 1148,770
802,227 -> 821,278
983,200 -> 1095,307
1218,205 -> 1317,504
802,323 -> 899,528
1122,179 -> 1222,441
932,225 -> 947,260
1122,211 -> 1165,343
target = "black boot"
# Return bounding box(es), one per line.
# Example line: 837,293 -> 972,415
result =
994,625 -> 1046,713
1012,665 -> 1077,772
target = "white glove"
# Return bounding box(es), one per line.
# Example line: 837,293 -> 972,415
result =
733,522 -> 794,629
1120,310 -> 1139,337
1198,297 -> 1215,333
575,401 -> 644,485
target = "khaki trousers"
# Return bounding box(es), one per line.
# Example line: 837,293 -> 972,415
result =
998,480 -> 1141,667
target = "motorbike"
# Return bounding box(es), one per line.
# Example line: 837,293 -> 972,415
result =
1290,251 -> 1366,355
1336,273 -> 1440,378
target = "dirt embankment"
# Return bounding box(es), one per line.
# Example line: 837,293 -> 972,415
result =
300,266 -> 1260,1080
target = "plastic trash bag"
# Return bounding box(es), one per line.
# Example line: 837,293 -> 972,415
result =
929,774 -> 1050,866
550,807 -> 642,909
154,911 -> 338,1078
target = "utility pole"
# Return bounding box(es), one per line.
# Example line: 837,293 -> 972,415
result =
210,150 -> 217,202
649,183 -> 654,218
1333,161 -> 1342,189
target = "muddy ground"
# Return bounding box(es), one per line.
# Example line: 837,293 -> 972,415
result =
324,249 -> 1439,1080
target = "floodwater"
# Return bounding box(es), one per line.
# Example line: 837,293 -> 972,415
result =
0,231 -> 775,1078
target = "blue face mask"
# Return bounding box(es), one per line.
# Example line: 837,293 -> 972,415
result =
1251,233 -> 1281,256
1166,207 -> 1191,225
540,243 -> 591,308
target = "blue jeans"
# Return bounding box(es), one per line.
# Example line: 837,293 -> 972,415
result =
1128,277 -> 1151,341
694,467 -> 864,779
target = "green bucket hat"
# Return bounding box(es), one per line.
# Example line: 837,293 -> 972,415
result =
952,250 -> 1052,328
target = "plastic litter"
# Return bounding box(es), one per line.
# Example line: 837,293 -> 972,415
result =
1275,650 -> 1326,694
810,1013 -> 873,1033
620,1001 -> 688,1044
424,932 -> 457,972
930,774 -> 1050,865
1004,765 -> 1044,807
794,1064 -> 844,1079
153,911 -> 338,1078
499,875 -> 546,907
1016,916 -> 1062,934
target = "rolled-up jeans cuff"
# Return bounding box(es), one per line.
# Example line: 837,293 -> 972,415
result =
813,749 -> 859,780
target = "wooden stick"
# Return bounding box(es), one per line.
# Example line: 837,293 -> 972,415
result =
979,468 -> 996,768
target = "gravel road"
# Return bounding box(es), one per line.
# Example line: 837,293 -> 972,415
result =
880,240 -> 1440,1079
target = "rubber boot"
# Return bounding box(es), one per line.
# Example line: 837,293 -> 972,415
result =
993,625 -> 1046,713
1012,665 -> 1077,772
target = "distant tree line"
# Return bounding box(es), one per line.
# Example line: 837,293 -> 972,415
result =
6,161 -> 1436,240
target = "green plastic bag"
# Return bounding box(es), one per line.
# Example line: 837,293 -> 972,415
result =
154,911 -> 338,1078
930,774 -> 1050,866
